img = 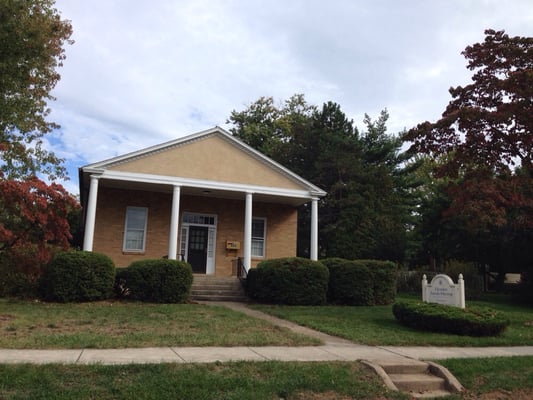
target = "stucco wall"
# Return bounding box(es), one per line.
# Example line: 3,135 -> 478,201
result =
109,134 -> 303,190
92,187 -> 298,275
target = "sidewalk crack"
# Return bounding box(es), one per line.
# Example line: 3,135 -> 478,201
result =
169,347 -> 186,362
76,349 -> 84,364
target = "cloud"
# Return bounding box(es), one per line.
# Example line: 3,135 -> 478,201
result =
50,0 -> 533,194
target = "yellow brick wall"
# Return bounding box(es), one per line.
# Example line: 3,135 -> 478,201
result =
92,187 -> 298,275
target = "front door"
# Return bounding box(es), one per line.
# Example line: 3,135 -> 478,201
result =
187,226 -> 208,273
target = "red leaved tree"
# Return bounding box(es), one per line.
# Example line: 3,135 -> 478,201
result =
405,29 -> 533,232
0,176 -> 79,278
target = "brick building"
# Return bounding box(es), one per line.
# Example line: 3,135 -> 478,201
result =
79,127 -> 326,276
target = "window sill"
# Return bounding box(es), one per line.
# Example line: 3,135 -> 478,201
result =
122,251 -> 146,255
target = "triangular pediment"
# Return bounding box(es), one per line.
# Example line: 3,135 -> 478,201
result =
84,127 -> 324,193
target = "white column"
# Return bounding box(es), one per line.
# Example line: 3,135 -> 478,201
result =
310,197 -> 319,260
168,185 -> 181,260
243,192 -> 253,271
83,175 -> 100,251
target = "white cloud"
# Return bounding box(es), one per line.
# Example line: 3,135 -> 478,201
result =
49,0 -> 533,194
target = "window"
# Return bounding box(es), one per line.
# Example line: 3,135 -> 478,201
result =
123,207 -> 148,252
251,217 -> 266,258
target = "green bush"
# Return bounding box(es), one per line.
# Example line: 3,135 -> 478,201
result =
322,258 -> 373,305
246,257 -> 329,305
116,259 -> 193,303
0,252 -> 35,299
515,271 -> 533,305
397,271 -> 435,294
392,301 -> 510,337
322,258 -> 397,305
398,261 -> 482,300
360,259 -> 397,305
443,260 -> 483,299
40,251 -> 115,302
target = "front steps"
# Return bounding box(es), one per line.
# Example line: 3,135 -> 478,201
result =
190,275 -> 248,302
362,359 -> 463,398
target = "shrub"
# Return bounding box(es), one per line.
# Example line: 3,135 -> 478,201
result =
360,259 -> 397,305
246,257 -> 329,305
0,245 -> 60,299
322,258 -> 397,306
443,260 -> 483,299
514,270 -> 533,305
116,259 -> 192,303
40,251 -> 115,302
397,270 -> 436,294
392,301 -> 510,337
322,258 -> 373,305
398,261 -> 482,300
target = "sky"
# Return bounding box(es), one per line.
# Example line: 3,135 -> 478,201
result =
48,0 -> 533,195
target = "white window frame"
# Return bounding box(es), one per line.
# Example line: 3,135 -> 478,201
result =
251,217 -> 266,258
122,206 -> 148,252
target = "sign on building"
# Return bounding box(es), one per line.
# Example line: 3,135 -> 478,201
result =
422,274 -> 465,309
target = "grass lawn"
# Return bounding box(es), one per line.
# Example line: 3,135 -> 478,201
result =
440,356 -> 533,399
0,299 -> 319,349
0,361 -> 410,400
0,357 -> 531,399
251,295 -> 533,346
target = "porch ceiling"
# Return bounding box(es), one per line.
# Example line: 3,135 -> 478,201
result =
98,177 -> 312,206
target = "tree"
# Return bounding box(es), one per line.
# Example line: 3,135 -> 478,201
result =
0,0 -> 73,180
0,171 -> 80,296
0,1 -> 77,296
229,96 -> 417,262
405,29 -> 533,283
0,177 -> 77,253
404,29 -> 532,231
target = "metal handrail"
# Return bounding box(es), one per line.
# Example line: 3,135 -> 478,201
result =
237,257 -> 247,282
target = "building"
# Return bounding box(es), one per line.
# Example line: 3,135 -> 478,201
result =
79,127 -> 326,275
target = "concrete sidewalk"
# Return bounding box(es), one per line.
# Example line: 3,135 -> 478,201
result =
0,301 -> 532,365
1,344 -> 532,365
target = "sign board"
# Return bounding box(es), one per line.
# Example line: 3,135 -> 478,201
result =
422,274 -> 465,308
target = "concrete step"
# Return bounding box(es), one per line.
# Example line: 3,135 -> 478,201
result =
362,359 -> 463,399
410,389 -> 455,399
192,281 -> 242,288
190,275 -> 247,302
191,294 -> 248,302
192,275 -> 240,282
389,373 -> 446,392
379,360 -> 429,375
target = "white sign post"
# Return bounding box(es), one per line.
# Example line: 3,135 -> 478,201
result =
422,274 -> 465,308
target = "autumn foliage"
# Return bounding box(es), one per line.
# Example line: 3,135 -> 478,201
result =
405,29 -> 533,232
0,175 -> 79,269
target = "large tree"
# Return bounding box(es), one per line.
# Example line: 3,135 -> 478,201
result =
229,96 -> 416,262
405,29 -> 533,280
405,29 -> 532,231
0,1 -> 77,293
0,0 -> 73,180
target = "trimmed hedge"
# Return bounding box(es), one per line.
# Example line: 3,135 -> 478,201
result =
246,257 -> 329,305
392,301 -> 510,337
322,258 -> 373,305
40,251 -> 115,302
322,258 -> 397,306
0,245 -> 61,299
361,259 -> 397,305
115,259 -> 193,303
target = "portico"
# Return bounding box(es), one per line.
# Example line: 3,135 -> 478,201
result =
79,127 -> 325,274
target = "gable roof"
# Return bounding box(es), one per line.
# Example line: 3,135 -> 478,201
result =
79,127 -> 326,204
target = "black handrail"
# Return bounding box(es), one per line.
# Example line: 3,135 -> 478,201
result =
237,257 -> 247,282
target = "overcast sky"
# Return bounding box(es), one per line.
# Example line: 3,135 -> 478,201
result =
49,0 -> 533,194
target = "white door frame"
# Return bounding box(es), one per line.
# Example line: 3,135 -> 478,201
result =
180,212 -> 217,275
